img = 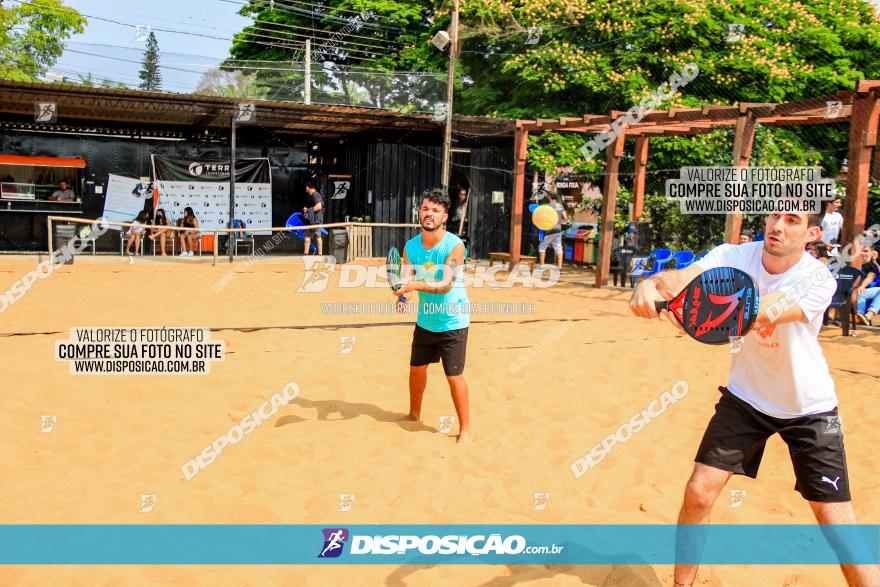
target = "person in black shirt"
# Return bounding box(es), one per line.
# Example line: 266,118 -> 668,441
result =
303,182 -> 324,255
856,246 -> 880,325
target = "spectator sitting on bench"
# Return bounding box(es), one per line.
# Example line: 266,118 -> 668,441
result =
124,210 -> 149,255
177,206 -> 199,257
147,208 -> 173,255
856,245 -> 880,326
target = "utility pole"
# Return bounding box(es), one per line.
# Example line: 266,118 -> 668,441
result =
229,115 -> 237,263
440,0 -> 459,192
304,38 -> 311,105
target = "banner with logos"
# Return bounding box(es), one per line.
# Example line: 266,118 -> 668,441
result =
151,155 -> 272,233
102,174 -> 152,227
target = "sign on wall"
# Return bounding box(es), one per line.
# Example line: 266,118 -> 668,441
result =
102,174 -> 151,226
151,155 -> 272,233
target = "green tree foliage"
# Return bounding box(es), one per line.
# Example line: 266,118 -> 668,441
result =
225,1 -> 441,108
0,0 -> 85,81
454,0 -> 880,248
138,32 -> 162,91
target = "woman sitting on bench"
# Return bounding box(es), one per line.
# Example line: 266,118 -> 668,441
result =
148,208 -> 173,255
177,207 -> 199,257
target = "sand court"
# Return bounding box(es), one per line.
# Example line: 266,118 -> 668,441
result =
0,255 -> 878,586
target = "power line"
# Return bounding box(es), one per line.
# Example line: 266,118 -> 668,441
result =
247,17 -> 404,47
230,0 -> 408,33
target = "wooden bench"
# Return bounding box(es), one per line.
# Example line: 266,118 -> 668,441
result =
488,252 -> 537,270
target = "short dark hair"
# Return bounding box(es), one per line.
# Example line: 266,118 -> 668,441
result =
306,181 -> 315,189
548,192 -> 558,201
421,188 -> 450,212
59,179 -> 68,184
807,211 -> 824,228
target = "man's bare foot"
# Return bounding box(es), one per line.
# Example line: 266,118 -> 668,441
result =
398,413 -> 420,422
457,430 -> 473,444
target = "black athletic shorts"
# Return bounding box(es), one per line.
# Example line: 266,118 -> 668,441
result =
695,387 -> 850,503
410,325 -> 468,376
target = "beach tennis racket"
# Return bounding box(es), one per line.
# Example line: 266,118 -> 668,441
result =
387,246 -> 406,303
655,266 -> 759,345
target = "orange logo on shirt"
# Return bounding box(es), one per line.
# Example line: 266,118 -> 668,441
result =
755,324 -> 780,348
756,324 -> 777,339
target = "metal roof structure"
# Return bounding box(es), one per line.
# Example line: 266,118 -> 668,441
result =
0,80 -> 514,141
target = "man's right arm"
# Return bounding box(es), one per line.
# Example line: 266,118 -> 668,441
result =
629,263 -> 705,319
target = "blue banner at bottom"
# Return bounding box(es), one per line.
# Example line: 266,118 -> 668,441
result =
0,525 -> 877,565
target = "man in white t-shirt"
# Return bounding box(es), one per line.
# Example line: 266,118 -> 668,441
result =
821,198 -> 844,243
630,212 -> 879,587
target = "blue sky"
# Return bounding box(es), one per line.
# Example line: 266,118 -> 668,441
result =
53,0 -> 252,92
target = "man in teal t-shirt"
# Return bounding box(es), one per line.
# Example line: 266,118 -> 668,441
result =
394,188 -> 472,443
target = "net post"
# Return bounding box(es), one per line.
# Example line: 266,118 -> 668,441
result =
213,230 -> 219,266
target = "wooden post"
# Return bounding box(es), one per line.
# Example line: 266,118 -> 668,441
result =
595,135 -> 625,288
723,112 -> 757,243
508,123 -> 528,267
46,216 -> 53,256
631,136 -> 649,220
843,90 -> 880,245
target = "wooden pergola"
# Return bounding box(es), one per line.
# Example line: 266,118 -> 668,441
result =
509,80 -> 880,287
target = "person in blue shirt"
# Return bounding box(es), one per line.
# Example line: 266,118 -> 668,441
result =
394,188 -> 472,443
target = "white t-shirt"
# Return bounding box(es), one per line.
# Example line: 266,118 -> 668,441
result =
821,211 -> 843,242
697,241 -> 837,418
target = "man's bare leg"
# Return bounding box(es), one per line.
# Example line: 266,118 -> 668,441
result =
674,463 -> 732,586
555,248 -> 563,269
809,500 -> 880,586
446,374 -> 471,443
539,250 -> 546,265
402,365 -> 427,421
303,237 -> 311,255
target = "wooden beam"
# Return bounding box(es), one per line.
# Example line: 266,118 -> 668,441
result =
508,124 -> 529,267
632,136 -> 649,220
843,91 -> 880,244
724,113 -> 757,244
857,80 -> 880,93
595,135 -> 625,288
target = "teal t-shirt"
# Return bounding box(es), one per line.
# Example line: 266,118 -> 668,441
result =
404,231 -> 470,332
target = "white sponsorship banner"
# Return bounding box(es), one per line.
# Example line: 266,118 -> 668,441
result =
155,182 -> 272,233
102,174 -> 151,227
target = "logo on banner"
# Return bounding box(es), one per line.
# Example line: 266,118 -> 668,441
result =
236,103 -> 256,123
332,181 -> 350,200
185,162 -> 231,177
35,102 -> 57,123
131,181 -> 153,199
319,528 -> 349,558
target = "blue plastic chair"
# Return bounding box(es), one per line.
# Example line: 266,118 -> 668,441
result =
285,212 -> 328,253
629,248 -> 674,287
671,250 -> 695,270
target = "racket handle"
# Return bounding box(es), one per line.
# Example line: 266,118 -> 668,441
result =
398,295 -> 406,303
654,300 -> 668,313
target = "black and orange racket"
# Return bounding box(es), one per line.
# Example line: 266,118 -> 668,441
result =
655,267 -> 759,345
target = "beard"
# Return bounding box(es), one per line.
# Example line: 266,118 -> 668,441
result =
420,218 -> 441,231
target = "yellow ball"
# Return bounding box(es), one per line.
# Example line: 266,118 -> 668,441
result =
532,205 -> 559,231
